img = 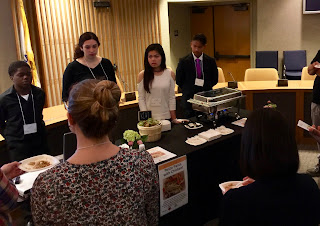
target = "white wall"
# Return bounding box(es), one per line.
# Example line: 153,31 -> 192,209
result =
161,0 -> 320,74
0,0 -> 18,93
168,4 -> 191,71
256,0 -> 320,73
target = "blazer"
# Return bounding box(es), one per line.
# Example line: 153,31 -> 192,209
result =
176,53 -> 218,110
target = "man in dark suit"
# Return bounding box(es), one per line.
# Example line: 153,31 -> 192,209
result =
176,33 -> 218,118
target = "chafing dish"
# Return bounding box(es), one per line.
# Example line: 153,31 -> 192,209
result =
187,87 -> 245,119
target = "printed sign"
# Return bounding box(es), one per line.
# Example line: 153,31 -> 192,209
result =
158,155 -> 188,216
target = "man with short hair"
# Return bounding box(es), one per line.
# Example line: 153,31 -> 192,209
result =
0,61 -> 49,161
306,51 -> 320,176
176,33 -> 218,118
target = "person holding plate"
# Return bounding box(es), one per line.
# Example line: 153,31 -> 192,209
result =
219,108 -> 320,225
31,80 -> 159,225
0,61 -> 49,161
0,161 -> 24,225
62,32 -> 117,102
306,51 -> 320,177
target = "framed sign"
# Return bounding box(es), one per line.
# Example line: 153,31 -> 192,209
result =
138,111 -> 152,121
303,0 -> 320,14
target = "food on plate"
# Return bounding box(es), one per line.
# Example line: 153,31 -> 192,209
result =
224,182 -> 241,191
33,160 -> 51,169
150,151 -> 165,159
138,118 -> 159,127
163,171 -> 186,199
219,181 -> 243,195
26,160 -> 51,170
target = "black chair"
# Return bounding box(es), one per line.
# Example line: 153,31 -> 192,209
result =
256,51 -> 278,71
63,132 -> 77,161
283,50 -> 306,80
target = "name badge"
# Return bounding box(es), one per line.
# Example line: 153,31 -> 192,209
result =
150,97 -> 162,106
195,78 -> 204,87
23,123 -> 37,135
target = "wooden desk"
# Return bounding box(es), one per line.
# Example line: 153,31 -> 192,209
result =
213,80 -> 315,145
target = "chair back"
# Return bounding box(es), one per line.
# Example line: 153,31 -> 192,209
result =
244,68 -> 279,81
256,51 -> 278,70
283,50 -> 306,71
217,67 -> 226,83
301,66 -> 315,80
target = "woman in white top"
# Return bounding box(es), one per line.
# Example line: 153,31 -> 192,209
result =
138,44 -> 179,122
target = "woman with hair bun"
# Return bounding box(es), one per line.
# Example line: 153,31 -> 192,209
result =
31,80 -> 159,225
62,32 -> 116,102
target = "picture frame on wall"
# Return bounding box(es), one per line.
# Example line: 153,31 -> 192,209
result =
303,0 -> 320,14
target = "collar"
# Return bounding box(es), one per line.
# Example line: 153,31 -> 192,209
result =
9,85 -> 34,95
192,52 -> 203,61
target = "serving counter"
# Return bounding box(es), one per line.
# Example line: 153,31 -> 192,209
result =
0,80 -> 316,164
147,114 -> 244,225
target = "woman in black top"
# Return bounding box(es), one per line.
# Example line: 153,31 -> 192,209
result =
62,32 -> 116,102
220,108 -> 320,226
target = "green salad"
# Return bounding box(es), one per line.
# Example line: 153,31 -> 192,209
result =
138,118 -> 160,127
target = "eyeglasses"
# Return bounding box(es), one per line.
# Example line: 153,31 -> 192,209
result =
63,101 -> 69,111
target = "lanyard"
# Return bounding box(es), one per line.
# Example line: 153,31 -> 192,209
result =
16,90 -> 36,125
85,59 -> 109,80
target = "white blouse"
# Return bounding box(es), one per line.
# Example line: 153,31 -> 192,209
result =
138,69 -> 176,120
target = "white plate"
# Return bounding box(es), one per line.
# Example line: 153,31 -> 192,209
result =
19,154 -> 60,172
185,135 -> 207,146
184,123 -> 203,130
215,126 -> 234,135
231,118 -> 247,127
219,181 -> 243,194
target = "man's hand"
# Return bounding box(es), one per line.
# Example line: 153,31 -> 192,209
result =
1,162 -> 24,180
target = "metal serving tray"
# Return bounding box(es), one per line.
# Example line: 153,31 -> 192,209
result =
193,87 -> 242,103
188,87 -> 245,114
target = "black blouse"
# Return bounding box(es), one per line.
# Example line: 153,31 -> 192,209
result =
62,58 -> 116,101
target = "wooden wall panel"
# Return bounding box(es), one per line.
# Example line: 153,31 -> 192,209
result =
28,0 -> 160,106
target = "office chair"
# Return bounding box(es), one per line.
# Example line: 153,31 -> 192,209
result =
244,68 -> 279,81
301,66 -> 315,80
256,51 -> 278,71
217,67 -> 226,83
283,50 -> 306,80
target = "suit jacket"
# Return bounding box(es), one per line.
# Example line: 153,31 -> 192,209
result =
176,53 -> 218,114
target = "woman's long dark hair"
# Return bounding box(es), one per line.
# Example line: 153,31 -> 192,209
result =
73,32 -> 100,60
143,43 -> 166,93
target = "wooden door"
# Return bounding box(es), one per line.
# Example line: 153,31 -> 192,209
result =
214,5 -> 250,81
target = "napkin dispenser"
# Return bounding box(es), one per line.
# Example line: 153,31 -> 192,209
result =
124,92 -> 136,101
277,79 -> 288,87
228,81 -> 238,89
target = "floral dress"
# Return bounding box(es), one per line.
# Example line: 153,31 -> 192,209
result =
31,148 -> 159,225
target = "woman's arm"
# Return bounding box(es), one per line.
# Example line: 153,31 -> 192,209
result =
137,71 -> 148,111
104,58 -> 117,83
142,153 -> 159,226
62,63 -> 74,102
0,169 -> 19,213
